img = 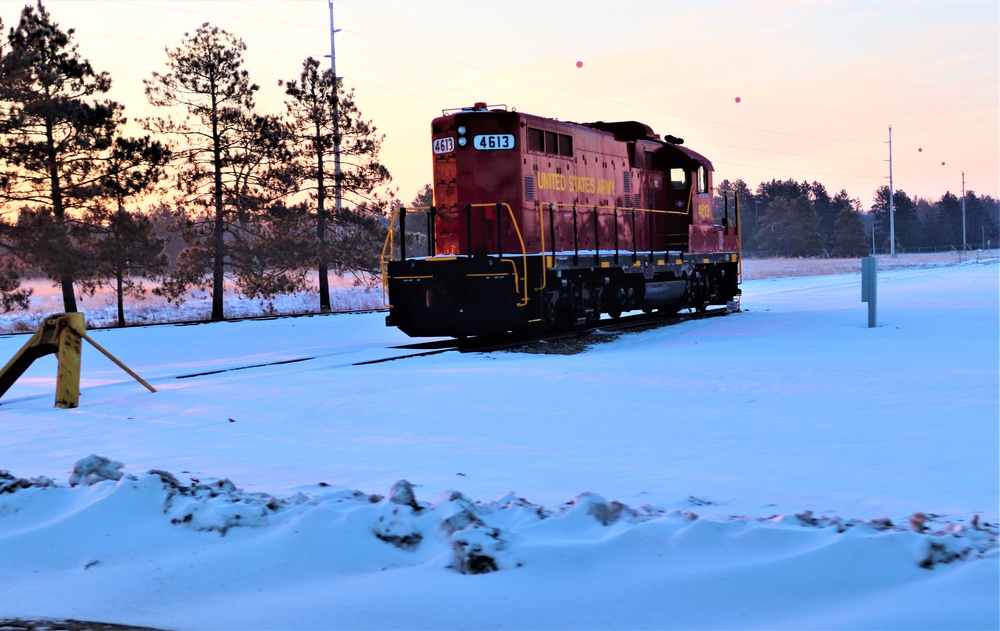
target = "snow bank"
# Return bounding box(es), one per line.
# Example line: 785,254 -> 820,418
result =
1,458 -> 997,630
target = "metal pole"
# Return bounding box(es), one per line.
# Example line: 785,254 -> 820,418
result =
961,171 -> 967,252
888,125 -> 895,257
329,1 -> 343,215
862,257 -> 877,328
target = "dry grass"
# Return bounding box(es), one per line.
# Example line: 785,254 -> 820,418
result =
0,274 -> 384,335
741,250 -> 997,280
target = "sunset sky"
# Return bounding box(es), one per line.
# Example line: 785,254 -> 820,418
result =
2,0 -> 997,207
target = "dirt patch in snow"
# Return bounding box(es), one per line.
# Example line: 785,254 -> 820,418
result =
504,322 -> 676,355
503,332 -> 618,355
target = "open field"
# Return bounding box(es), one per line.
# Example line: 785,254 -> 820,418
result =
0,250 -> 995,335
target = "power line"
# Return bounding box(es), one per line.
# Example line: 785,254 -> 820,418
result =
344,28 -> 881,145
75,2 -> 897,150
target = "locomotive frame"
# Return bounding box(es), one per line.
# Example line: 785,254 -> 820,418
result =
382,103 -> 742,338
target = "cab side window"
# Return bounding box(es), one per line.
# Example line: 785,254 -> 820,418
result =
697,166 -> 709,194
669,167 -> 687,191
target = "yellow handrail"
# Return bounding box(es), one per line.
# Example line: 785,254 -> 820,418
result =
735,192 -> 743,282
466,202 -> 529,307
717,188 -> 744,282
380,207 -> 400,306
380,206 -> 434,306
537,202 -> 674,290
381,203 -> 529,308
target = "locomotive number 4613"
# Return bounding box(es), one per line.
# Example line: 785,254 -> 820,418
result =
432,137 -> 455,154
473,134 -> 515,150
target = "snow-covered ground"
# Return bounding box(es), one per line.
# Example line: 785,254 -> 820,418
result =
0,258 -> 997,630
1,251 -> 991,334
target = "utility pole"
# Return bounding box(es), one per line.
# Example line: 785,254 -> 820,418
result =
328,1 -> 343,215
888,125 -> 895,257
961,171 -> 967,252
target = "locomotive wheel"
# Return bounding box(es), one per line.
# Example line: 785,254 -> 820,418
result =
606,285 -> 627,319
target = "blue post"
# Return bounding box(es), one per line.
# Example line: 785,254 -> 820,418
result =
861,257 -> 877,328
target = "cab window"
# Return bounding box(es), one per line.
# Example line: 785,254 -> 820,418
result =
669,167 -> 687,191
697,166 -> 708,194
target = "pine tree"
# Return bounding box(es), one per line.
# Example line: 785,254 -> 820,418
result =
220,112 -> 306,303
144,23 -> 260,320
930,192 -> 962,247
404,183 -> 434,256
87,135 -> 171,326
964,193 -> 1000,249
0,241 -> 32,311
0,13 -> 30,312
753,195 -> 823,257
91,208 -> 168,326
281,57 -> 392,311
831,207 -> 869,258
714,179 -> 752,248
808,182 -> 838,248
871,186 -> 920,252
0,1 -> 120,312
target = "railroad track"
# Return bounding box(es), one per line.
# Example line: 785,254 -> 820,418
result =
353,307 -> 736,364
0,309 -> 736,407
458,307 -> 734,354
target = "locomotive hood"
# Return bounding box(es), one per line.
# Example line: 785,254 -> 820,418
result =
582,120 -> 713,171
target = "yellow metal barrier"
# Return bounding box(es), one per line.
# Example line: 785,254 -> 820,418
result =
0,312 -> 156,409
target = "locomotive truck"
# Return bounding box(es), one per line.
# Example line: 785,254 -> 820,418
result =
382,103 -> 741,338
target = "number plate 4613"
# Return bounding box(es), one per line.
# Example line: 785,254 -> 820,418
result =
473,134 -> 514,150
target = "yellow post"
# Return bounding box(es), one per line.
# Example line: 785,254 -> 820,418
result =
0,313 -> 65,401
54,312 -> 85,409
0,312 -> 155,409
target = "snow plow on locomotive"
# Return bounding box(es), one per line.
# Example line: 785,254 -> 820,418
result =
382,103 -> 742,338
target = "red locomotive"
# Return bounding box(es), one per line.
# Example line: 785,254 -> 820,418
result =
382,103 -> 741,338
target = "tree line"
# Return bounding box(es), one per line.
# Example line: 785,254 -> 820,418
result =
0,1 -> 392,325
717,178 -> 999,259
